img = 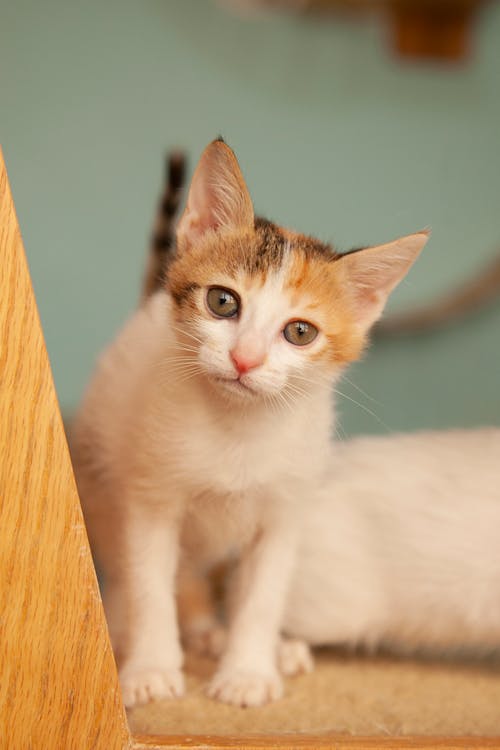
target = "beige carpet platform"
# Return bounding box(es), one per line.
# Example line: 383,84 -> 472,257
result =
128,649 -> 500,738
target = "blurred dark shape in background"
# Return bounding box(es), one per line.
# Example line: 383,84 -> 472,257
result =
376,250 -> 500,336
219,0 -> 491,61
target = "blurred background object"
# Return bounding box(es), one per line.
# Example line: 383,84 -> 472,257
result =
220,0 -> 492,61
375,251 -> 500,336
1,0 -> 499,435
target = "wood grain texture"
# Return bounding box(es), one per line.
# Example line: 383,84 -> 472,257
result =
132,734 -> 500,749
0,148 -> 130,750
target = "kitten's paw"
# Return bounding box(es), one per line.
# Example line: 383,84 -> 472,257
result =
277,637 -> 314,676
185,623 -> 227,659
207,667 -> 283,707
120,667 -> 185,708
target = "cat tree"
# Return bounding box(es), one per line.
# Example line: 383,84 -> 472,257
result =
0,148 -> 497,748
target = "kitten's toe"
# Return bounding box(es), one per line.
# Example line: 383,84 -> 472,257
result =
120,667 -> 185,708
207,667 -> 283,707
184,622 -> 227,659
277,637 -> 314,676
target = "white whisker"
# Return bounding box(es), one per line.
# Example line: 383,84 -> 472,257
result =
171,324 -> 204,345
340,373 -> 382,406
334,388 -> 391,432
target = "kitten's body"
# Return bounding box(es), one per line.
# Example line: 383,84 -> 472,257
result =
284,428 -> 500,654
76,289 -> 331,566
71,139 -> 427,707
73,249 -> 333,707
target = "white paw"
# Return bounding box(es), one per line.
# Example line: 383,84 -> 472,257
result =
207,667 -> 283,707
120,666 -> 185,708
185,623 -> 227,659
277,637 -> 314,677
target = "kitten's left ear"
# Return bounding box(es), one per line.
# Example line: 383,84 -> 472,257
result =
177,139 -> 254,250
340,231 -> 430,330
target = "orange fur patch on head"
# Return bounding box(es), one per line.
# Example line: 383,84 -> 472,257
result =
168,227 -> 254,307
283,247 -> 368,366
168,219 -> 288,306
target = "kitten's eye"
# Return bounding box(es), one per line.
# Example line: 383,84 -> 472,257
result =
206,287 -> 239,318
283,320 -> 318,346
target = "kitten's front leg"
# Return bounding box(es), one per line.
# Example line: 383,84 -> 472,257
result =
176,562 -> 313,673
95,505 -> 184,708
207,512 -> 299,707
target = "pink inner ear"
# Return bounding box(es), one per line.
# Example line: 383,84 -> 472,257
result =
189,177 -> 225,236
180,196 -> 222,246
177,141 -> 254,249
342,231 -> 429,330
184,204 -> 215,242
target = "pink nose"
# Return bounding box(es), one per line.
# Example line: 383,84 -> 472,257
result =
230,349 -> 264,375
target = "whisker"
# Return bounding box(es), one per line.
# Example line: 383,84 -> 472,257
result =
340,373 -> 382,406
334,388 -> 391,432
154,359 -> 203,374
156,358 -> 194,368
284,382 -> 309,402
173,344 -> 199,352
332,422 -> 346,442
290,372 -> 332,387
264,392 -> 280,418
275,389 -> 295,416
171,324 -> 204,345
165,363 -> 201,371
163,367 -> 204,385
151,357 -> 198,372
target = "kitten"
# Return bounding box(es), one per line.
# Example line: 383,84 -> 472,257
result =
70,138 -> 428,708
282,428 -> 500,655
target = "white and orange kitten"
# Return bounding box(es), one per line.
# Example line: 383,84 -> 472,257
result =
71,139 -> 428,708
283,428 -> 500,655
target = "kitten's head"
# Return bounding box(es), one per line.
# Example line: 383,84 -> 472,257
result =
167,139 -> 428,402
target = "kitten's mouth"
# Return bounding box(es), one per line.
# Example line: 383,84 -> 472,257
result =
212,375 -> 258,396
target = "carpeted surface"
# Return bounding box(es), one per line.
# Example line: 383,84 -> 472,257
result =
127,649 -> 500,737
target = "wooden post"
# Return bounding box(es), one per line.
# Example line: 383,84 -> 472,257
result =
0,148 -> 130,750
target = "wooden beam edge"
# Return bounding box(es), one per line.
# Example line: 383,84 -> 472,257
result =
132,733 -> 500,750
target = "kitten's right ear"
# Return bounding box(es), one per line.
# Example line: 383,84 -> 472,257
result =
176,140 -> 254,250
339,231 -> 430,330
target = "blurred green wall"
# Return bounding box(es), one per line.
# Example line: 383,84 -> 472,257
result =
1,0 -> 499,435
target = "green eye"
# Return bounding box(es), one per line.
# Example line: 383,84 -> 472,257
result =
206,287 -> 239,318
283,320 -> 318,346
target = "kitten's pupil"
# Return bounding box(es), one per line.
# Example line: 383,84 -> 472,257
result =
206,287 -> 239,318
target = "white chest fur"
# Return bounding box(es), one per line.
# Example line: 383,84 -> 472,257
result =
170,397 -> 323,495
174,389 -> 331,564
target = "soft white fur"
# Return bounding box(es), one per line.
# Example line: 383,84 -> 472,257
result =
284,429 -> 500,655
